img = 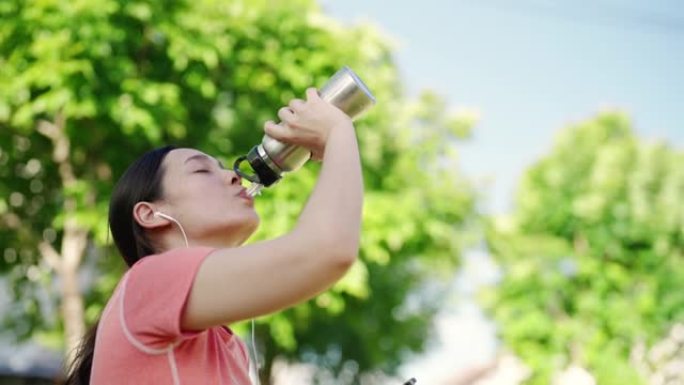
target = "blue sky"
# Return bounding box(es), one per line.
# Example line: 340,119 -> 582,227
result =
322,0 -> 684,213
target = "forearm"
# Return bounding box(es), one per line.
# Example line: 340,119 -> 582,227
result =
185,124 -> 362,327
294,121 -> 363,258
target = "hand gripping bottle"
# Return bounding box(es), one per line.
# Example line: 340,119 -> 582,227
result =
233,66 -> 376,196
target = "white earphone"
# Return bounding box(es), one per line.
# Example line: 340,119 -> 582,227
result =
153,211 -> 189,247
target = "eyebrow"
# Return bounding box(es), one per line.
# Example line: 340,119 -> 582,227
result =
184,154 -> 225,169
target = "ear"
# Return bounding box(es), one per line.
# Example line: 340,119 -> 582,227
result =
133,202 -> 169,229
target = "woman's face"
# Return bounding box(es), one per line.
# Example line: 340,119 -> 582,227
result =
157,148 -> 260,247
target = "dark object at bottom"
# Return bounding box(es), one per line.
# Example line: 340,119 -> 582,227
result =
403,378 -> 417,385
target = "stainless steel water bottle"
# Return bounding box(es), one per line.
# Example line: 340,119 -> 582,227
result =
233,66 -> 376,191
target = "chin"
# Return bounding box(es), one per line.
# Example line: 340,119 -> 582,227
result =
244,214 -> 260,235
235,213 -> 260,241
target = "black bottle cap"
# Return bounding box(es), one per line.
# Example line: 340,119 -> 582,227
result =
245,146 -> 281,187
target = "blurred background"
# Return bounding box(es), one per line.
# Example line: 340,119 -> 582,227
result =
0,0 -> 682,384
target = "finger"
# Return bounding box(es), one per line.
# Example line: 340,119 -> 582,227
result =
277,106 -> 295,123
288,98 -> 305,112
305,87 -> 319,101
263,121 -> 291,141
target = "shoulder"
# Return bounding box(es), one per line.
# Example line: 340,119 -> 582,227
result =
130,246 -> 217,273
122,246 -> 218,305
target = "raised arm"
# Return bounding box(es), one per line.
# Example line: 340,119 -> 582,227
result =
181,88 -> 363,329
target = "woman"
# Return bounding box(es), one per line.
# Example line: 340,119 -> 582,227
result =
64,88 -> 363,384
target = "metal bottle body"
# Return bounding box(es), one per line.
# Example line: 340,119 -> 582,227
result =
260,66 -> 376,174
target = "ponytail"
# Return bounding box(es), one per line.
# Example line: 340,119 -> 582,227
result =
63,319 -> 99,385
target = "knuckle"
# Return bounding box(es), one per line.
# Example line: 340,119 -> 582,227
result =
277,108 -> 293,122
289,98 -> 303,107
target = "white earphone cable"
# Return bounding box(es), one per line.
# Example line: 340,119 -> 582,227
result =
251,319 -> 261,385
154,212 -> 189,247
154,211 -> 261,385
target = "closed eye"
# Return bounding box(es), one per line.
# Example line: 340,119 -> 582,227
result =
194,169 -> 210,173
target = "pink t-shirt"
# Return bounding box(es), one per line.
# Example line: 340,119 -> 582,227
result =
90,247 -> 252,385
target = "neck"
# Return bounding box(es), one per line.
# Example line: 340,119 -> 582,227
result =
157,231 -> 249,252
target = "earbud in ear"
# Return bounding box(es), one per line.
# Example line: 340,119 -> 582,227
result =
154,211 -> 171,220
154,211 -> 179,223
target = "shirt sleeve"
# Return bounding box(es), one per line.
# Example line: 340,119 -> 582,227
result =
121,246 -> 216,350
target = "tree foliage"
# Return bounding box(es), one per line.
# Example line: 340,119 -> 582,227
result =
482,112 -> 684,384
0,0 -> 477,381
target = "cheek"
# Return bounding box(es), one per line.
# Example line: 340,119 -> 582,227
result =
187,177 -> 224,198
173,184 -> 221,214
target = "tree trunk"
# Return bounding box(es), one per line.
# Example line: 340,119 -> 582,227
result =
37,115 -> 88,366
60,219 -> 88,365
39,220 -> 88,367
60,256 -> 85,364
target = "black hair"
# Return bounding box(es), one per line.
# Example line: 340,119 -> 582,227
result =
63,145 -> 176,385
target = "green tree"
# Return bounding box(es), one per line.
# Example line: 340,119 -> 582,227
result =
481,111 -> 684,384
0,0 -> 477,382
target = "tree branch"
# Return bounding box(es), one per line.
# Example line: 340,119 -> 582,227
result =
38,241 -> 62,273
37,113 -> 76,187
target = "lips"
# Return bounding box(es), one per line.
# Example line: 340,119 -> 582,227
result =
237,188 -> 254,202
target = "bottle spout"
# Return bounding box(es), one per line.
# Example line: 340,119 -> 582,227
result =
246,183 -> 264,197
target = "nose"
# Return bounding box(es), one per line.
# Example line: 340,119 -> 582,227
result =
221,168 -> 241,185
